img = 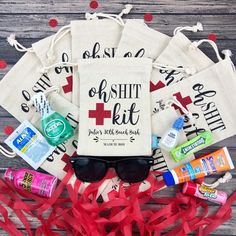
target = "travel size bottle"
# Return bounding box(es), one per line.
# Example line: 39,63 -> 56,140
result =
4,168 -> 57,198
32,92 -> 74,146
159,116 -> 184,152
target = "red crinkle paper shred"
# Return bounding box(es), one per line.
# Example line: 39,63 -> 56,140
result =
0,169 -> 235,236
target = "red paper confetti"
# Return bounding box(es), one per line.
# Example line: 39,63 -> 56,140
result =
144,13 -> 153,22
0,60 -> 7,69
3,126 -> 14,135
90,0 -> 99,9
208,33 -> 217,42
48,18 -> 58,28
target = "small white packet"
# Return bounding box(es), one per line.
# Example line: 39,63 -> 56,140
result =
5,120 -> 55,169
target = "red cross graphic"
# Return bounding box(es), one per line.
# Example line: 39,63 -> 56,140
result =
88,103 -> 111,126
173,92 -> 192,114
62,75 -> 73,94
61,151 -> 77,172
150,81 -> 166,92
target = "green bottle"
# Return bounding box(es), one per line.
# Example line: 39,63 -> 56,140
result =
32,93 -> 74,146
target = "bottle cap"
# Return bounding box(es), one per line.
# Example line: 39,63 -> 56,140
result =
151,135 -> 159,150
172,117 -> 184,131
182,182 -> 197,196
163,171 -> 176,186
4,168 -> 15,182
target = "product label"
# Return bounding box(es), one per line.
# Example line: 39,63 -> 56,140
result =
164,132 -> 176,145
181,137 -> 205,155
199,185 -> 217,199
184,163 -> 196,180
44,119 -> 66,138
19,172 -> 33,192
13,127 -> 37,152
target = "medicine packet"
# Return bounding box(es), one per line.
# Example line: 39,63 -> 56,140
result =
5,120 -> 55,169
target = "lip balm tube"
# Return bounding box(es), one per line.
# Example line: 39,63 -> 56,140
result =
163,147 -> 234,186
183,182 -> 227,205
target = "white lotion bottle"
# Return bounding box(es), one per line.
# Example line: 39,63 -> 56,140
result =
159,117 -> 184,152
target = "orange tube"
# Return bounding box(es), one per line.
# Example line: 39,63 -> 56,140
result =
163,147 -> 234,186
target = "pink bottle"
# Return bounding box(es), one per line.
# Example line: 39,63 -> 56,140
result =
4,168 -> 57,198
183,181 -> 227,205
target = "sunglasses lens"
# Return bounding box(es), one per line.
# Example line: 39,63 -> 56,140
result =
116,159 -> 150,183
72,158 -> 107,182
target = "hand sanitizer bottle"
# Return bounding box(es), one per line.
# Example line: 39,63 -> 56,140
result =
159,117 -> 184,152
32,93 -> 74,146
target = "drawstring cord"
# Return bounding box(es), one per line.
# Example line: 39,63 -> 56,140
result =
189,39 -> 223,62
203,172 -> 232,189
85,4 -> 133,26
152,62 -> 196,76
173,22 -> 203,36
46,25 -> 71,65
165,96 -> 195,124
7,25 -> 71,66
46,4 -> 132,64
222,49 -> 236,73
0,145 -> 16,158
7,34 -> 34,53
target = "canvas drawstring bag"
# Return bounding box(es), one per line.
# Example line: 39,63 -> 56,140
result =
115,20 -> 171,59
7,26 -> 74,102
7,26 -> 72,101
71,5 -> 144,106
151,41 -> 236,146
77,57 -> 152,156
150,23 -> 216,92
0,53 -> 109,197
115,22 -> 203,62
36,57 -> 154,199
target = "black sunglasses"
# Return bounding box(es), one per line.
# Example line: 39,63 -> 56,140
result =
70,156 -> 154,183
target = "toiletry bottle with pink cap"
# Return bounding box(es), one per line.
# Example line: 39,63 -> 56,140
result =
4,168 -> 57,198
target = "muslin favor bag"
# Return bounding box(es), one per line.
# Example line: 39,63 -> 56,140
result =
0,52 -> 109,197
151,45 -> 236,146
71,5 -> 143,106
32,27 -> 73,102
115,20 -> 170,59
7,26 -> 73,102
150,23 -> 216,92
77,58 -> 152,156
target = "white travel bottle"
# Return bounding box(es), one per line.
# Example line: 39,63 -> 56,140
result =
159,117 -> 184,152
